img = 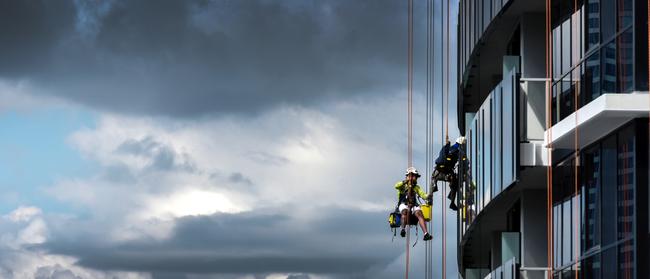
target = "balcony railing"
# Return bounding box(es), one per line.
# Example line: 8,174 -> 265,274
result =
551,27 -> 637,126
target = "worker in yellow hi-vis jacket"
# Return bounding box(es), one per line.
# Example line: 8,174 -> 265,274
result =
395,167 -> 433,241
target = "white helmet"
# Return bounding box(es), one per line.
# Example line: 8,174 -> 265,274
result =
456,136 -> 467,145
405,167 -> 421,177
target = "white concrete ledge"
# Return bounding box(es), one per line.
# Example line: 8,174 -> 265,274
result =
520,141 -> 548,166
544,93 -> 650,149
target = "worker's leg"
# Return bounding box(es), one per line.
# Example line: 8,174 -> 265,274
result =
414,209 -> 432,241
430,170 -> 440,192
400,209 -> 409,228
414,210 -> 428,234
447,175 -> 458,198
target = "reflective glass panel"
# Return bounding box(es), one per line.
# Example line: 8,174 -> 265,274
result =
582,146 -> 601,251
586,0 -> 600,50
617,29 -> 633,93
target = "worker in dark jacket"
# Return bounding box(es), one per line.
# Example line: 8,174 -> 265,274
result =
431,137 -> 466,211
395,167 -> 433,241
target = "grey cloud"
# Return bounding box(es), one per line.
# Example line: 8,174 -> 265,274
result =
228,172 -> 253,186
117,136 -> 196,172
246,151 -> 290,166
34,265 -> 82,279
101,163 -> 137,184
42,207 -> 398,276
0,0 -> 408,118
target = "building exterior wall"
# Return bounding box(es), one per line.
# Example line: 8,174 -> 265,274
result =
456,0 -> 649,278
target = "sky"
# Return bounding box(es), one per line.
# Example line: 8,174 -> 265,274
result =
0,1 -> 459,278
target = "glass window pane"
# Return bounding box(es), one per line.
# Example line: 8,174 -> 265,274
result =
562,199 -> 572,266
617,126 -> 635,278
483,0 -> 491,32
586,0 -> 600,49
582,146 -> 601,250
483,98 -> 491,204
554,26 -> 562,79
503,72 -> 515,187
601,0 -> 616,41
601,135 -> 617,246
601,41 -> 616,93
552,83 -> 559,125
602,247 -> 616,278
562,19 -> 571,75
560,75 -> 574,120
554,204 -> 561,268
618,239 -> 635,278
617,29 -> 633,93
476,109 -> 485,211
572,9 -> 583,65
582,254 -> 601,279
492,85 -> 502,196
618,0 -> 632,30
584,51 -> 601,104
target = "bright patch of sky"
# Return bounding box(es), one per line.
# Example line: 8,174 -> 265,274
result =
0,108 -> 97,214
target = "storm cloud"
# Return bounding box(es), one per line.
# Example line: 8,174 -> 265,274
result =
0,0 -> 408,117
42,208 -> 397,275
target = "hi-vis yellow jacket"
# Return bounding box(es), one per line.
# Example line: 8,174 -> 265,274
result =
395,181 -> 428,204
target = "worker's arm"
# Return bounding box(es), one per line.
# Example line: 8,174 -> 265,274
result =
435,142 -> 451,165
416,185 -> 429,199
395,181 -> 404,200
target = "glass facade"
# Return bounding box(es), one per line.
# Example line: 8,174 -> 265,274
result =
460,68 -> 519,236
550,0 -> 642,125
551,122 -> 645,278
458,0 -> 511,82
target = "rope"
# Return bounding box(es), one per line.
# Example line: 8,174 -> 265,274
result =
442,0 -> 450,277
405,209 -> 411,279
425,0 -> 432,277
425,0 -> 435,279
545,0 -> 554,277
408,0 -> 414,168
572,1 -> 579,279
405,1 -> 414,278
444,0 -> 450,142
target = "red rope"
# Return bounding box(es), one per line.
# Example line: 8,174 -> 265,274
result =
545,0 -> 554,277
572,2 -> 579,279
405,1 -> 414,278
405,209 -> 411,279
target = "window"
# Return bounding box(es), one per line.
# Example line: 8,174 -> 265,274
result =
582,254 -> 602,279
617,29 -> 633,93
601,0 -> 615,41
492,85 -> 502,196
586,0 -> 599,50
617,126 -> 635,277
601,135 -> 617,246
552,122 -> 643,278
483,0 -> 491,33
584,51 -> 601,104
582,146 -> 600,251
550,0 -> 636,125
483,98 -> 492,204
601,41 -> 617,93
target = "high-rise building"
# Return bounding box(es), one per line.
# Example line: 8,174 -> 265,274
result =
455,0 -> 649,278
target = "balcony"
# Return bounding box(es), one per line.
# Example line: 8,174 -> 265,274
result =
545,93 -> 650,149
